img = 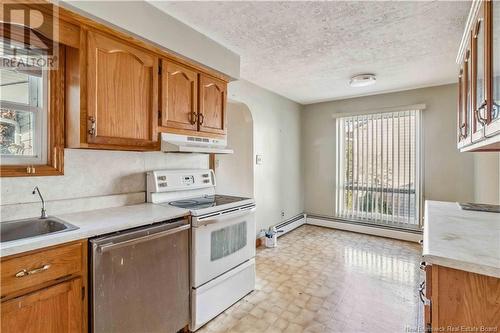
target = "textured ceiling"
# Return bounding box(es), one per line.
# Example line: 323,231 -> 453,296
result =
150,1 -> 471,104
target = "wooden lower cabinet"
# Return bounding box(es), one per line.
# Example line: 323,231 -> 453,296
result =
0,241 -> 87,333
424,264 -> 500,329
1,278 -> 83,333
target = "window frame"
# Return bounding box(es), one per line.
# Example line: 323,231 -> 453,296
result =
0,46 -> 65,177
335,109 -> 423,229
1,69 -> 48,165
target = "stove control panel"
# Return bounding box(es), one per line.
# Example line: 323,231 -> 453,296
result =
146,169 -> 216,195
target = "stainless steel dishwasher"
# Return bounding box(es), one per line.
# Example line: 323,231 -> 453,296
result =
90,218 -> 190,333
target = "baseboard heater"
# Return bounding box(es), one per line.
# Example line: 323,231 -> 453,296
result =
275,213 -> 306,237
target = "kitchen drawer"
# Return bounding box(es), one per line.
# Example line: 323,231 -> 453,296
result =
1,241 -> 84,297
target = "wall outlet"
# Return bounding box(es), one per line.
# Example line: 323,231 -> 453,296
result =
256,154 -> 263,165
281,211 -> 285,218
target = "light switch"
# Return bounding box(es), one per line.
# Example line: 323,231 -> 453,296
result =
256,155 -> 263,165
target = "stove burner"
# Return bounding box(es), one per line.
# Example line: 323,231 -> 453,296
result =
169,195 -> 249,210
169,199 -> 203,208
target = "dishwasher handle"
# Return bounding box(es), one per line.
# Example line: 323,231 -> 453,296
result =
97,224 -> 190,253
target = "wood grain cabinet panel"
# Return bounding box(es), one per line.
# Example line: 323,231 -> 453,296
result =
1,278 -> 83,333
1,242 -> 83,297
199,74 -> 227,135
161,60 -> 198,131
86,30 -> 158,148
458,0 -> 500,151
426,264 -> 500,329
1,241 -> 87,333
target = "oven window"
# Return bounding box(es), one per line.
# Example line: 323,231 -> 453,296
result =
211,221 -> 247,261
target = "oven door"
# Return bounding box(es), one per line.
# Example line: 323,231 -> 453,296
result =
191,205 -> 256,287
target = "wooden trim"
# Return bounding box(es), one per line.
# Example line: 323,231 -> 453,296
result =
458,68 -> 463,143
0,47 -> 65,177
157,126 -> 226,140
0,2 -> 80,48
485,0 -> 493,124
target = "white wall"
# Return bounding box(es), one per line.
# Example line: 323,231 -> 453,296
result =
473,152 -> 500,204
215,102 -> 254,198
301,84 -> 482,216
0,150 -> 208,221
60,0 -> 240,78
228,80 -> 304,234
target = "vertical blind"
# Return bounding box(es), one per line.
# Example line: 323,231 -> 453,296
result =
336,110 -> 421,230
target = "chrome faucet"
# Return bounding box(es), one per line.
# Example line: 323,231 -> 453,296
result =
32,186 -> 48,219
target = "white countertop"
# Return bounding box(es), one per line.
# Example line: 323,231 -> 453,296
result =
423,200 -> 500,278
0,203 -> 190,257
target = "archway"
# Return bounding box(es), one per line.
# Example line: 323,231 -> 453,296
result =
214,101 -> 254,198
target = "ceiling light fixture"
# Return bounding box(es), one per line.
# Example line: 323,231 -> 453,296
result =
349,74 -> 376,87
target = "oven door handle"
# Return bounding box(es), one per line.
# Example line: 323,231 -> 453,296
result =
196,206 -> 256,226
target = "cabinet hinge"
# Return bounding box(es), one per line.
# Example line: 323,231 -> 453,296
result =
82,286 -> 85,300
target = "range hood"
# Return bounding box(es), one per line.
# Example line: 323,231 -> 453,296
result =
161,133 -> 233,154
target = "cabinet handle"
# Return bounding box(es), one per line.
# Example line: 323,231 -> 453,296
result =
190,112 -> 198,125
419,261 -> 427,271
418,281 -> 427,304
88,116 -> 96,136
15,264 -> 51,278
459,123 -> 467,140
198,113 -> 204,126
476,101 -> 488,126
26,166 -> 31,174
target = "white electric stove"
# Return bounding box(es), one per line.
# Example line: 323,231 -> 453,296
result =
147,169 -> 256,331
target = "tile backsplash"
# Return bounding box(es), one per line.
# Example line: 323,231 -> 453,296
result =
0,149 -> 208,221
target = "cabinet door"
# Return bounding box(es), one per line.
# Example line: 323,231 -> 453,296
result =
161,60 -> 198,131
472,3 -> 487,140
488,0 -> 500,136
87,30 -> 158,149
459,48 -> 473,148
199,74 -> 227,135
1,278 -> 83,333
458,67 -> 466,145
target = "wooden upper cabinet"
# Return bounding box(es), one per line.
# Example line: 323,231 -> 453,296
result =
458,0 -> 500,151
199,74 -> 227,135
161,60 -> 198,131
86,30 -> 158,149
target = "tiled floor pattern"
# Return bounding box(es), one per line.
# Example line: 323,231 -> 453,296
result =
198,225 -> 423,333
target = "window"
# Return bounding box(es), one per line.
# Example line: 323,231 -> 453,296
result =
336,110 -> 422,230
0,42 -> 48,166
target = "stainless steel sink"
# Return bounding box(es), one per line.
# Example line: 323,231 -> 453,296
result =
1,217 -> 79,243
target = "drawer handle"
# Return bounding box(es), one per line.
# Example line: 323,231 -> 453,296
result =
15,264 -> 51,278
419,281 -> 431,305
